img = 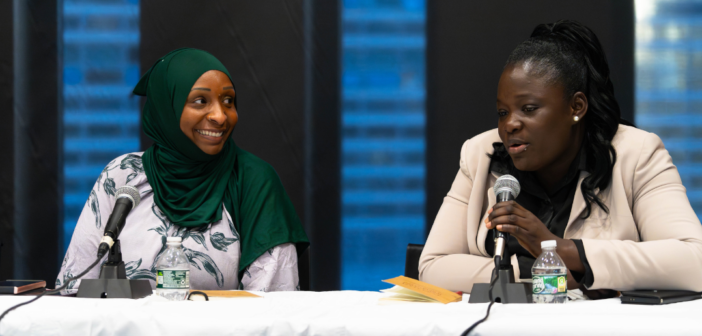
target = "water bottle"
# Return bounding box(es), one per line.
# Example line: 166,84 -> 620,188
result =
532,240 -> 567,304
155,237 -> 190,301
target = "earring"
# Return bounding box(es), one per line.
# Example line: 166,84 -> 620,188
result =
574,116 -> 580,122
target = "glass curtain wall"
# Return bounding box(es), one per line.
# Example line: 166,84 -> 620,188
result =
636,0 -> 702,216
341,0 -> 426,290
62,0 -> 141,250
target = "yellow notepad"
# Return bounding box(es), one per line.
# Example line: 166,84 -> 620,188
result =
380,276 -> 462,304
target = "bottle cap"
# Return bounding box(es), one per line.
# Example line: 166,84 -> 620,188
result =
541,240 -> 557,248
167,237 -> 182,243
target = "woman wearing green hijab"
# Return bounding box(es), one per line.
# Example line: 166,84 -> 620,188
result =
57,49 -> 309,292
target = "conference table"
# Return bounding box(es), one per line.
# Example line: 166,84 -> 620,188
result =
0,290 -> 700,335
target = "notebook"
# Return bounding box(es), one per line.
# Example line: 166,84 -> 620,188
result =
379,276 -> 462,304
0,280 -> 47,294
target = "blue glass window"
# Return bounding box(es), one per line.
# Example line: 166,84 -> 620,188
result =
636,0 -> 702,216
63,0 -> 141,251
341,0 -> 426,290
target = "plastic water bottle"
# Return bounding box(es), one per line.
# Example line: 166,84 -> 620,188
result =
155,237 -> 190,301
532,240 -> 567,304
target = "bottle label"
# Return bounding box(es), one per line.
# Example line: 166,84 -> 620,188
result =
532,274 -> 567,295
156,270 -> 190,289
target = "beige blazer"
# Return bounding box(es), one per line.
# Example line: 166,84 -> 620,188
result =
419,125 -> 702,292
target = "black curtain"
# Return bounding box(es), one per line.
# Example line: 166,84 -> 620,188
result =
425,1 -> 635,232
140,0 -> 341,290
0,0 -> 63,284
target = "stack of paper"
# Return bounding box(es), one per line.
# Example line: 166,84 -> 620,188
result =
379,276 -> 462,304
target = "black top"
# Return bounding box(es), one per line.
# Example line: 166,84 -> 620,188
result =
485,143 -> 594,287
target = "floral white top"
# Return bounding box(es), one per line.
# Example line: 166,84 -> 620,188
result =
57,152 -> 299,294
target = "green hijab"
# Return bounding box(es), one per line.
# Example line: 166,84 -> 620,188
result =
133,48 -> 308,275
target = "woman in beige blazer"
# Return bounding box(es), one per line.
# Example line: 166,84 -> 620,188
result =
419,20 -> 702,296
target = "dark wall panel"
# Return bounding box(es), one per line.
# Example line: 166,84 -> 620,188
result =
141,0 -> 341,290
12,0 -> 63,284
303,0 -> 341,291
0,0 -> 14,280
426,1 -> 635,231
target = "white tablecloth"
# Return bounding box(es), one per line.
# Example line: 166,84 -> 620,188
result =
0,291 -> 700,335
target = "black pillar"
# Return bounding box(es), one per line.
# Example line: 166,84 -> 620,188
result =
303,0 -> 341,291
425,1 -> 635,232
11,0 -> 63,284
140,0 -> 341,290
0,0 -> 14,281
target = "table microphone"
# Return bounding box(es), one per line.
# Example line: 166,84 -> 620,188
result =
493,174 -> 520,261
97,185 -> 141,258
468,174 -> 530,306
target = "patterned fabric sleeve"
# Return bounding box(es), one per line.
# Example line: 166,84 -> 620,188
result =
56,155 -> 134,294
241,243 -> 299,292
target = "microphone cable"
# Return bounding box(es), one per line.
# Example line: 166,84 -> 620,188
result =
461,255 -> 502,336
0,255 -> 102,325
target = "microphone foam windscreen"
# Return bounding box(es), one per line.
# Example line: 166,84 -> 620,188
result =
115,185 -> 141,208
493,174 -> 521,199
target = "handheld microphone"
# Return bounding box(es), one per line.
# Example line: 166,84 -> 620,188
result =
467,174 -> 530,305
97,185 -> 141,258
493,174 -> 520,260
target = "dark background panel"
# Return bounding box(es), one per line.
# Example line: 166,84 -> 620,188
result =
10,0 -> 63,284
425,0 -> 635,232
140,0 -> 341,290
0,0 -> 14,280
303,0 -> 341,290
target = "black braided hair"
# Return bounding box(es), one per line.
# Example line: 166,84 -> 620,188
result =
505,20 -> 622,218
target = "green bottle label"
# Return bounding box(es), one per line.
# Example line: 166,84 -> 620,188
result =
532,274 -> 567,295
156,270 -> 190,289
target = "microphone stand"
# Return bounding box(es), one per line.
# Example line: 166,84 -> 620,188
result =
468,236 -> 532,303
77,239 -> 153,299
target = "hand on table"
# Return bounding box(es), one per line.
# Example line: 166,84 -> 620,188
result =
566,269 -> 580,290
566,269 -> 615,297
579,285 -> 620,300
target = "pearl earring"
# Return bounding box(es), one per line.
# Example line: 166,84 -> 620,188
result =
574,116 -> 580,122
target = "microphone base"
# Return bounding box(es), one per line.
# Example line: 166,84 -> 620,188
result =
468,268 -> 532,304
77,279 -> 153,299
98,261 -> 128,279
77,239 -> 153,299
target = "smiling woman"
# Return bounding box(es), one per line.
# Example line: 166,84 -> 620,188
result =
56,49 -> 309,294
419,20 -> 702,298
180,70 -> 238,155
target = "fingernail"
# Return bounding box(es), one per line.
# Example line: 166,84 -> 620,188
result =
488,208 -> 493,214
496,225 -> 502,230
